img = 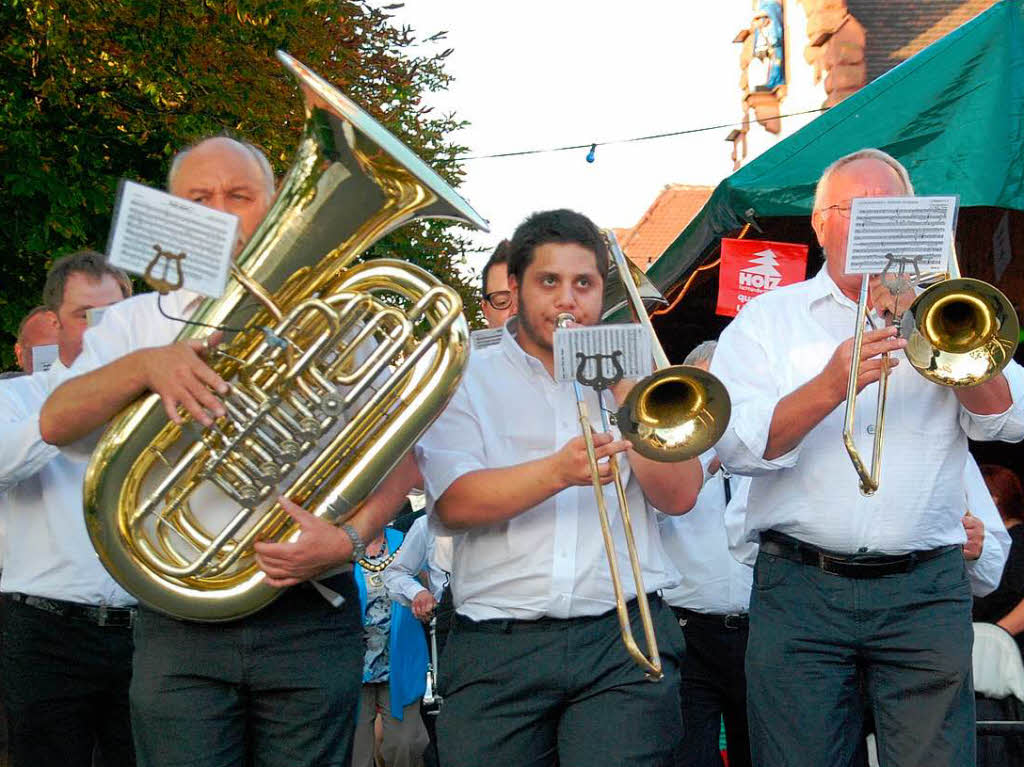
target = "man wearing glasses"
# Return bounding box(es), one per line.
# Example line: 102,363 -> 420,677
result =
711,148 -> 1024,766
480,240 -> 515,329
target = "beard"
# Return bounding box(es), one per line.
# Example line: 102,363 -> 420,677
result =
515,290 -> 552,353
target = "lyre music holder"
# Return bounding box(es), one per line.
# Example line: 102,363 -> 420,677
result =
575,350 -> 624,392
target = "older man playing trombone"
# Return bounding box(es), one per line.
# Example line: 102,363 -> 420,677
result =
712,148 -> 1024,767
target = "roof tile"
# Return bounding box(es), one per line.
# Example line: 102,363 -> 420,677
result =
615,185 -> 714,271
846,0 -> 998,82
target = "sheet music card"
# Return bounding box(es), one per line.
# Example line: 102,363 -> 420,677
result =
845,196 -> 957,277
553,325 -> 652,385
470,327 -> 504,350
31,344 -> 58,373
106,180 -> 238,298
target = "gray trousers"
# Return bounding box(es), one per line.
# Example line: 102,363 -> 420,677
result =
746,546 -> 975,767
352,682 -> 428,767
436,595 -> 685,767
130,577 -> 363,767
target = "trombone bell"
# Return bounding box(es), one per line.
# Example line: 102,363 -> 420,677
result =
616,368 -> 731,462
901,277 -> 1019,387
599,229 -> 731,463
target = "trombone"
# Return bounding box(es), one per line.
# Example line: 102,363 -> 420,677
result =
422,616 -> 442,713
555,231 -> 731,681
843,246 -> 1018,495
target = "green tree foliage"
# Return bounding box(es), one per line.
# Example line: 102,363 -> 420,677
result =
0,0 -> 482,370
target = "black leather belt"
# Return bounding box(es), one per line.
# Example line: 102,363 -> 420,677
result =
6,592 -> 136,628
673,606 -> 749,631
759,530 -> 959,579
454,594 -> 662,634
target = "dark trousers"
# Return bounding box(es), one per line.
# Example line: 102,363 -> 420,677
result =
672,608 -> 751,767
746,546 -> 975,767
130,576 -> 363,767
436,595 -> 685,767
1,595 -> 135,767
421,585 -> 453,767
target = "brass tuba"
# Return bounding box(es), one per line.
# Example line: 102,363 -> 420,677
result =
83,51 -> 487,621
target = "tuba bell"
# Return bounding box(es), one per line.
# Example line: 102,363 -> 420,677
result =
83,51 -> 487,621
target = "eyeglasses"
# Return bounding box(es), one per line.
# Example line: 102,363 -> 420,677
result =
484,290 -> 512,310
821,203 -> 853,218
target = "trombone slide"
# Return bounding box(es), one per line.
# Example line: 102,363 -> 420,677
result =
842,274 -> 889,496
574,391 -> 663,682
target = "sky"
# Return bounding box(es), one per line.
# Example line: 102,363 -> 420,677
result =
391,1 -> 754,274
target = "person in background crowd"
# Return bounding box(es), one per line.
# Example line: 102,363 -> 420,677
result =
480,239 -> 515,328
3,305 -> 59,378
352,525 -> 430,767
383,515 -> 448,626
417,209 -> 703,767
659,340 -> 752,767
712,148 -> 1024,767
382,512 -> 452,767
0,250 -> 133,767
973,464 -> 1024,656
39,136 -> 420,767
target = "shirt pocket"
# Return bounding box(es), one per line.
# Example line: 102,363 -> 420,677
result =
491,422 -> 554,463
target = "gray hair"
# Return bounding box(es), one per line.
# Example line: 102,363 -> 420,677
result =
166,136 -> 275,202
813,148 -> 914,211
684,340 -> 717,367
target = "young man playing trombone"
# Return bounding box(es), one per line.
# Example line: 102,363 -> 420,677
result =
415,208 -> 704,767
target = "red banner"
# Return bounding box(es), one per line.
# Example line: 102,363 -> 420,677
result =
716,238 -> 809,317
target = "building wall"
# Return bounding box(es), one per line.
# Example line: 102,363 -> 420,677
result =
737,0 -> 830,169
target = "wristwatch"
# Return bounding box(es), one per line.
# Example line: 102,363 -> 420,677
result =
341,524 -> 366,563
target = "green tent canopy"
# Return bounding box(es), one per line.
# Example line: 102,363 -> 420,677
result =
648,0 -> 1024,293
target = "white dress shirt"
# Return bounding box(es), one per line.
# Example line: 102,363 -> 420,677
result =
659,451 -> 753,614
713,266 -> 1024,555
52,288 -> 204,461
0,361 -> 135,606
724,454 -> 1009,597
415,319 -> 681,621
382,515 -> 449,605
961,455 -> 1009,596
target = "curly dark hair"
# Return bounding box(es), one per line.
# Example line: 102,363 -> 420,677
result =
507,209 -> 608,285
481,239 -> 511,296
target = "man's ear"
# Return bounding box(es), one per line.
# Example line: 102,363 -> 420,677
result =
13,342 -> 24,370
810,208 -> 826,247
507,273 -> 519,295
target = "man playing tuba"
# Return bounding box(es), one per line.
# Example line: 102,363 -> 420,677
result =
40,136 -> 419,767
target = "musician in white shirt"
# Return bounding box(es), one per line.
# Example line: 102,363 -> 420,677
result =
39,137 -> 419,767
659,340 -> 754,767
383,515 -> 449,620
0,251 -> 133,766
416,209 -> 703,767
711,148 -> 1024,766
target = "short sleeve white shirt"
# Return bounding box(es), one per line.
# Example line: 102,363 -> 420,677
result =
415,319 -> 680,621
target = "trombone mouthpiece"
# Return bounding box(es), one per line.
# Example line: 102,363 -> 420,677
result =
556,313 -> 576,328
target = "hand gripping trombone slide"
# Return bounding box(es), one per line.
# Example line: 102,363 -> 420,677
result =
556,312 -> 663,681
